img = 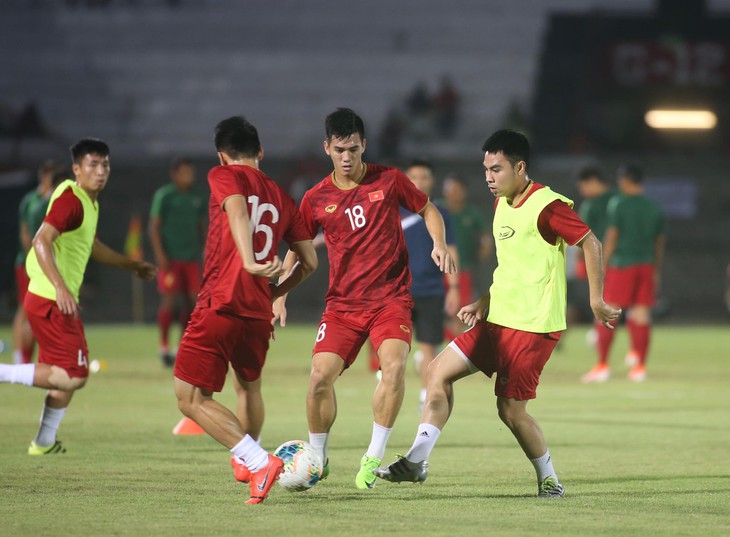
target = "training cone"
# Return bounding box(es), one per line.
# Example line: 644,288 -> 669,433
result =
172,417 -> 206,435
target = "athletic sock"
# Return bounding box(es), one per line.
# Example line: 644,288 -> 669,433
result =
405,423 -> 441,462
627,321 -> 650,366
230,435 -> 268,473
365,422 -> 392,460
35,405 -> 67,446
0,363 -> 35,386
530,449 -> 559,484
158,308 -> 172,348
309,432 -> 329,464
595,321 -> 615,366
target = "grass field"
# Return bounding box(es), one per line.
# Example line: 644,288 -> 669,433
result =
1,323 -> 729,536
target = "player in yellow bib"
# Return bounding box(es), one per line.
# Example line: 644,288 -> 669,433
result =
0,139 -> 156,455
375,130 -> 621,497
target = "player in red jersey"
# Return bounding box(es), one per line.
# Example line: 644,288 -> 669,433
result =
275,108 -> 456,489
174,116 -> 317,505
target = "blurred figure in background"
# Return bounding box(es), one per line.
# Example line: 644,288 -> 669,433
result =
582,164 -> 665,383
569,166 -> 615,325
401,160 -> 459,410
441,174 -> 492,339
11,160 -> 58,365
149,158 -> 206,367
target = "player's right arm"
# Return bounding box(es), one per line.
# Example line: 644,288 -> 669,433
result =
148,191 -> 169,271
271,240 -> 317,301
223,195 -> 284,278
457,293 -> 491,327
32,222 -> 78,317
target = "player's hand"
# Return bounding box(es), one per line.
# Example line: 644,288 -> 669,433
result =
245,256 -> 284,279
272,296 -> 287,327
445,287 -> 460,316
591,299 -> 622,329
432,244 -> 457,274
55,285 -> 79,318
133,261 -> 157,281
457,299 -> 486,328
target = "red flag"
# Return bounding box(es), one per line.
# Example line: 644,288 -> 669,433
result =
369,190 -> 384,202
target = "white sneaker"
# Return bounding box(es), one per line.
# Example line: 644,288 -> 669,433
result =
624,349 -> 639,367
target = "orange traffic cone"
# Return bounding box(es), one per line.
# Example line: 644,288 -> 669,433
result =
172,417 -> 206,435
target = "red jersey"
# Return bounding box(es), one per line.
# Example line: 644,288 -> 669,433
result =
300,163 -> 428,311
197,165 -> 310,320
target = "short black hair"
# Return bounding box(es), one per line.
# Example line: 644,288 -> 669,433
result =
325,108 -> 365,141
577,166 -> 606,183
70,138 -> 109,164
406,159 -> 433,173
214,116 -> 261,159
170,157 -> 194,172
617,163 -> 643,183
481,129 -> 530,169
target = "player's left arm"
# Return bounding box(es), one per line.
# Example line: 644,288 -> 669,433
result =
91,239 -> 156,280
578,232 -> 621,328
419,201 -> 457,274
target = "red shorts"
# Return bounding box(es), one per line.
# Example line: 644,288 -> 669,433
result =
24,292 -> 89,378
450,321 -> 560,400
15,264 -> 30,305
157,260 -> 201,295
174,307 -> 272,392
313,302 -> 413,367
604,264 -> 655,308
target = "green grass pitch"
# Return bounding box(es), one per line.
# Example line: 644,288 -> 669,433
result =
1,323 -> 729,536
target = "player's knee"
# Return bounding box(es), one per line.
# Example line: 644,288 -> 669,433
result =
497,401 -> 520,429
48,366 -> 87,391
308,367 -> 333,396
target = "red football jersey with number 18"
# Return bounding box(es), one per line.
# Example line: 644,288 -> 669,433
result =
299,163 -> 429,311
197,165 -> 310,320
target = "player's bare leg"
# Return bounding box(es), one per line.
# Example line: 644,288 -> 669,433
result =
232,373 -> 264,441
175,377 -> 280,503
354,339 -> 408,489
417,342 -> 438,410
306,352 -> 343,469
497,397 -> 564,497
374,345 -> 473,483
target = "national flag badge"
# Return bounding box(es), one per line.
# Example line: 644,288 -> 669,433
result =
369,190 -> 384,202
325,204 -> 337,213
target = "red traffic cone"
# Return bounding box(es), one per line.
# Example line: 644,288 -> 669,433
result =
172,417 -> 206,435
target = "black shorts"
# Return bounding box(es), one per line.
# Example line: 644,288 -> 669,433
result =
412,295 -> 445,345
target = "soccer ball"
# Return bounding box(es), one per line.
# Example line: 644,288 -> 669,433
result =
274,440 -> 323,492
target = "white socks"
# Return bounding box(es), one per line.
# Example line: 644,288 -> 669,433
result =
230,435 -> 269,473
406,423 -> 441,463
35,405 -> 67,447
365,422 -> 392,460
530,449 -> 558,483
0,363 -> 35,386
309,432 -> 329,464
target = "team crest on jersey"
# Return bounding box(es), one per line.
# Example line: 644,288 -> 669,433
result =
325,204 -> 337,213
369,190 -> 384,202
399,324 -> 411,333
498,226 -> 515,240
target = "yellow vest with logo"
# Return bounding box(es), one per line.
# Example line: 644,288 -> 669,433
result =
487,185 -> 573,333
26,180 -> 98,302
